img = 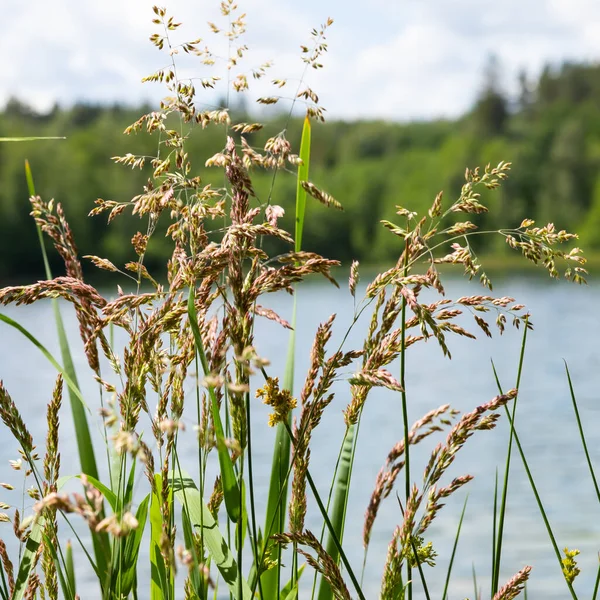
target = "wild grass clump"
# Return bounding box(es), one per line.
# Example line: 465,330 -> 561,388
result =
0,3 -> 590,599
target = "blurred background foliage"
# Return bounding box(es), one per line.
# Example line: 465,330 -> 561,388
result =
2,59 -> 600,282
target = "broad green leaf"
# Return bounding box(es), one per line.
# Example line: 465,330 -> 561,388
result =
317,424 -> 355,600
151,545 -> 169,600
181,505 -> 207,599
12,517 -> 45,600
118,493 -> 151,596
78,474 -> 118,512
170,470 -> 252,600
150,474 -> 170,600
281,564 -> 305,600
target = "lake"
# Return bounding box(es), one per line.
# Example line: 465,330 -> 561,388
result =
0,274 -> 598,599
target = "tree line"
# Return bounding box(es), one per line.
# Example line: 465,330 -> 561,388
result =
2,60 -> 600,282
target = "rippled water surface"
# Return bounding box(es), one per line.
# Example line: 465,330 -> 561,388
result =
0,275 -> 598,598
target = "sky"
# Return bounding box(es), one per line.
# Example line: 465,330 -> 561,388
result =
3,0 -> 600,121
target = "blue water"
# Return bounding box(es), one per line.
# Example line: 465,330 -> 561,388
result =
0,274 -> 598,599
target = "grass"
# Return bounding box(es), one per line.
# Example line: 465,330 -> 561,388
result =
0,3 -> 593,600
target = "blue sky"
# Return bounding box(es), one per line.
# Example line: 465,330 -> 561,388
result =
3,0 -> 600,121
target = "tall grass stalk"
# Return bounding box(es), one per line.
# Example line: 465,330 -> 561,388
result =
491,318 -> 529,595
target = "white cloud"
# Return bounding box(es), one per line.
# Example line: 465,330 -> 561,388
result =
0,0 -> 597,119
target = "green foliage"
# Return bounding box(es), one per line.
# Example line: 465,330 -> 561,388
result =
3,61 -> 600,280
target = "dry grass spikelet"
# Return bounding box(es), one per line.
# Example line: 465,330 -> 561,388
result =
363,404 -> 457,547
379,525 -> 405,599
492,565 -> 532,600
0,540 -> 14,596
43,374 -> 62,489
275,531 -> 351,600
0,382 -> 34,456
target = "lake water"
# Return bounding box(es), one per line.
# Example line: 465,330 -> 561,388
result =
0,274 -> 598,599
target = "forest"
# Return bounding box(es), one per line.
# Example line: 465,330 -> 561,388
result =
2,59 -> 600,282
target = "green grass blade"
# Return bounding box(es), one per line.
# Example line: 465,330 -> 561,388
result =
303,466 -> 366,600
295,116 -> 311,252
491,319 -> 528,595
261,115 -> 311,600
442,494 -> 468,600
260,423 -> 289,596
118,493 -> 150,596
564,361 -> 600,503
169,471 -> 252,600
0,137 -> 66,142
472,564 -> 478,600
316,424 -> 355,600
123,457 -> 137,511
188,288 -> 241,523
79,474 -> 118,511
283,585 -> 299,600
399,242 -> 412,600
592,560 -> 600,600
151,544 -> 169,600
12,517 -> 44,600
25,160 -> 98,476
282,564 -> 305,600
24,162 -> 106,578
25,160 -> 53,281
66,540 -> 76,599
491,469 -> 498,599
492,361 -> 578,600
0,552 -> 9,600
42,533 -> 75,600
150,475 -> 166,600
181,505 -> 207,599
244,387 -> 264,600
0,314 -> 90,413
235,478 -> 248,551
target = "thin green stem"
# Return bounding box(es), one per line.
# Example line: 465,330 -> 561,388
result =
564,362 -> 600,503
491,468 -> 498,598
492,361 -> 579,600
397,493 -> 430,600
592,559 -> 600,600
300,457 -> 366,600
442,494 -> 468,600
245,392 -> 264,600
400,239 -> 411,600
491,319 -> 528,594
